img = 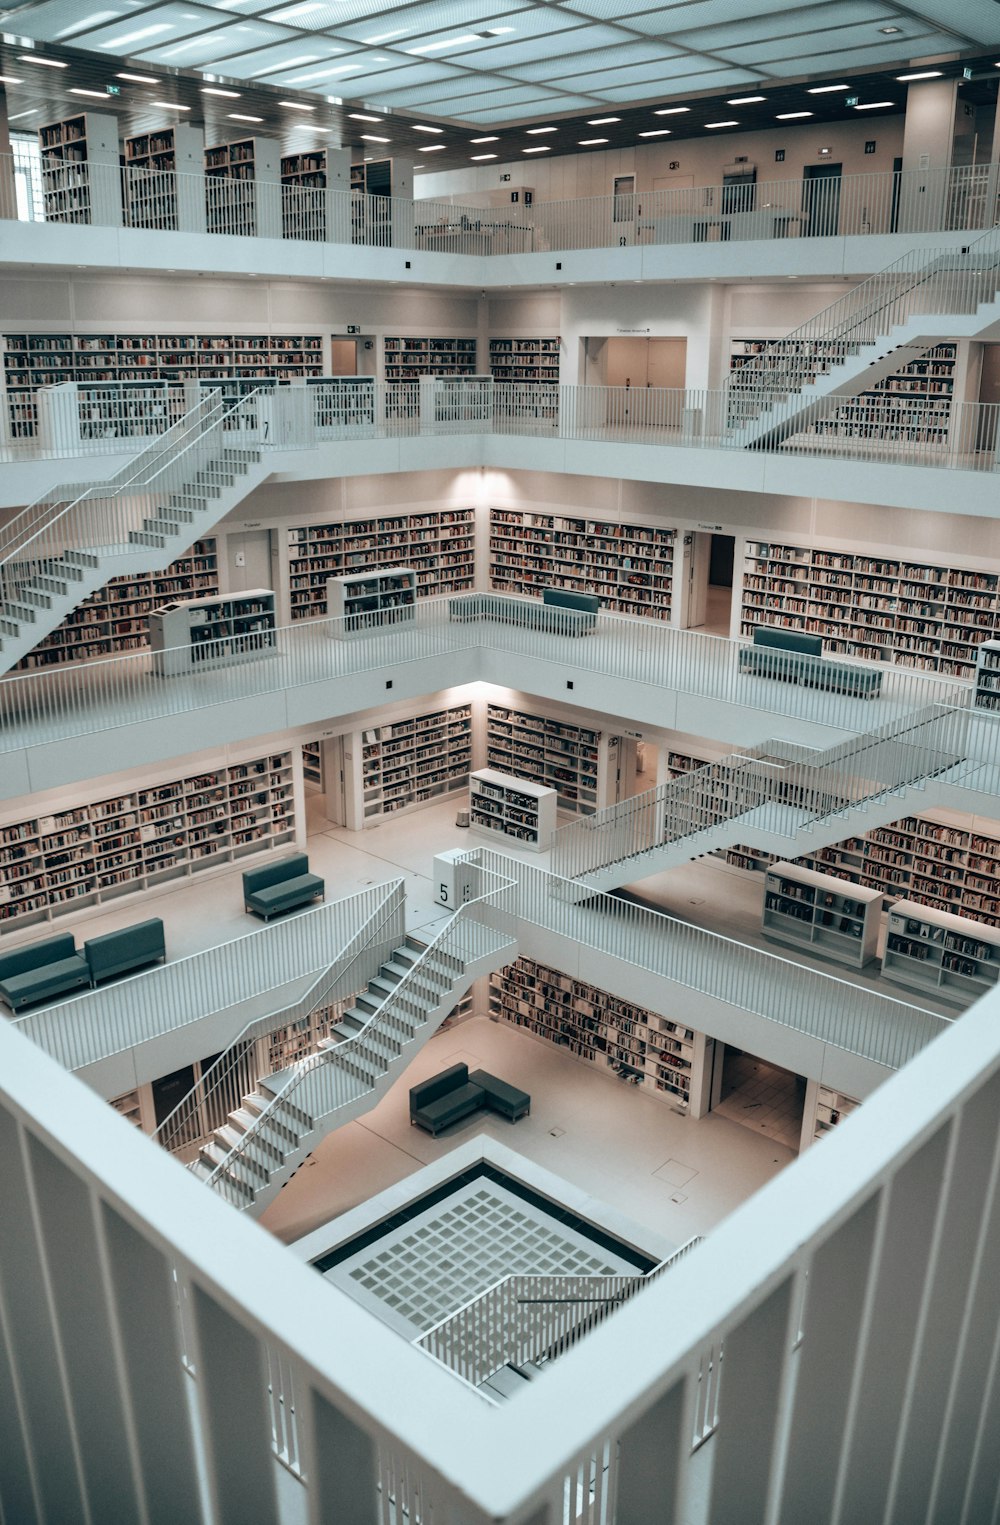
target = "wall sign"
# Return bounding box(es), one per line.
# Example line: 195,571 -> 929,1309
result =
865,141 -> 877,154
775,148 -> 785,162
616,326 -> 651,334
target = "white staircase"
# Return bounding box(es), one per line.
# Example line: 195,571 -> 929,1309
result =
551,704 -> 970,894
0,394 -> 269,674
192,919 -> 517,1216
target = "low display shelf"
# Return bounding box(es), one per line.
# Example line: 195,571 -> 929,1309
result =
326,568 -> 416,636
489,955 -> 703,1109
974,640 -> 1000,711
469,769 -> 557,850
813,1085 -> 860,1142
150,589 -> 277,675
882,900 -> 1000,1002
762,861 -> 882,968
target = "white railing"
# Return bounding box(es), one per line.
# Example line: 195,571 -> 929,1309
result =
10,885 -> 395,1072
152,878 -> 406,1155
202,857 -> 517,1206
4,153 -> 1000,256
0,596 -> 975,764
551,703 -> 970,882
467,847 -> 950,1072
417,1238 -> 704,1390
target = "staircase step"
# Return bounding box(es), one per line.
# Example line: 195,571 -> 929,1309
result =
4,602 -> 37,624
201,1138 -> 268,1188
17,587 -> 52,609
62,549 -> 102,569
217,1120 -> 283,1166
127,530 -> 168,548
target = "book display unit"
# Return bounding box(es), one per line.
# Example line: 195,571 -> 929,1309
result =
883,900 -> 1000,1003
326,569 -> 416,635
488,337 -> 560,385
204,138 -> 281,238
14,540 -> 218,673
38,113 -> 122,227
0,751 -> 295,930
355,704 -> 472,824
287,508 -> 474,618
150,590 -> 277,676
763,861 -> 882,968
974,640 -> 1000,710
302,741 -> 322,789
486,704 -> 602,814
489,955 -> 703,1109
281,148 -> 349,241
741,538 -> 1000,677
383,337 -> 478,382
490,510 -> 675,619
124,124 -> 205,233
469,770 -> 557,850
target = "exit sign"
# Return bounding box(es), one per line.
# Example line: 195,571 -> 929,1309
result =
846,96 -> 859,105
106,84 -> 120,95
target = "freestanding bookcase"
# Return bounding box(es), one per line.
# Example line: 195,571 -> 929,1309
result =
882,899 -> 1000,1002
38,113 -> 122,226
124,124 -> 205,232
150,589 -> 277,676
762,861 -> 882,968
469,769 -> 558,851
325,569 -> 416,636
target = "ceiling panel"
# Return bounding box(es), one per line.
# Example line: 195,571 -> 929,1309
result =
327,0 -> 535,43
903,0 -> 1000,43
0,0 -> 142,42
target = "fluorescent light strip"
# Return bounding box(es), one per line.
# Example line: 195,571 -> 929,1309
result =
349,113 -> 382,122
409,35 -> 479,54
470,153 -> 496,160
639,129 -> 670,137
588,116 -> 619,124
413,124 -> 443,133
526,126 -> 557,134
267,1 -> 325,19
202,86 -> 241,97
777,111 -> 812,119
361,134 -> 390,142
855,100 -> 895,109
228,113 -> 263,122
705,120 -> 738,128
578,138 -> 608,145
729,95 -> 765,104
419,144 -> 445,152
523,145 -> 551,153
0,74 -> 23,84
897,71 -> 942,81
69,88 -> 110,99
8,109 -> 38,119
807,82 -> 850,92
279,101 -> 314,110
117,72 -> 158,84
153,101 -> 191,110
470,136 -> 498,142
17,55 -> 69,68
653,106 -> 689,115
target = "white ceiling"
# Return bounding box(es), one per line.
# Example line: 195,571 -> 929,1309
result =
2,0 -> 1000,125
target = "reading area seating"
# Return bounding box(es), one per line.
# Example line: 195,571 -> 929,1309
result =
410,1062 -> 531,1137
738,624 -> 882,698
449,591 -> 598,636
243,853 -> 325,920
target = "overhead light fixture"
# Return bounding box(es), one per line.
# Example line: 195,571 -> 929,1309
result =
153,101 -> 192,110
777,111 -> 812,119
202,86 -> 241,97
526,126 -> 557,134
349,113 -> 382,122
69,88 -> 111,99
639,129 -> 671,137
419,144 -> 445,152
483,26 -> 514,34
855,100 -> 895,109
279,100 -> 315,110
729,95 -> 765,104
17,55 -> 69,68
523,145 -> 551,153
0,74 -> 23,84
879,25 -> 901,32
896,71 -> 943,81
471,153 -> 496,160
588,116 -> 620,124
578,138 -> 608,145
8,108 -> 39,118
228,112 -> 263,122
361,134 -> 390,142
267,1 -> 325,19
412,124 -> 444,133
653,106 -> 689,115
470,136 -> 498,142
117,72 -> 158,84
409,34 -> 479,54
95,24 -> 171,48
808,83 -> 850,93
705,120 -> 738,128
365,29 -> 408,44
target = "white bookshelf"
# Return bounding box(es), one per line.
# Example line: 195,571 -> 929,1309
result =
38,112 -> 122,227
883,900 -> 1000,1002
205,137 -> 281,239
469,769 -> 557,851
281,147 -> 350,241
974,640 -> 1000,710
490,509 -> 675,620
353,704 -> 472,825
383,335 -> 478,382
326,568 -> 416,636
124,124 -> 205,233
287,508 -> 474,617
485,704 -> 602,814
0,751 -> 295,931
302,740 -> 322,790
763,861 -> 882,968
150,589 -> 276,676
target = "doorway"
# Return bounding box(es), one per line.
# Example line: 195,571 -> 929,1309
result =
607,735 -> 655,804
603,337 -> 687,391
682,531 -> 734,635
802,162 -> 842,238
975,344 -> 1000,454
712,1046 -> 806,1151
330,338 -> 358,375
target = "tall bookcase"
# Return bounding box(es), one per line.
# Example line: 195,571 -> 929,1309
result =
488,337 -> 560,385
740,538 -> 1000,677
38,113 -> 122,227
349,703 -> 472,825
383,336 -> 478,382
485,703 -> 603,814
0,750 -> 296,931
974,640 -> 1000,710
13,540 -> 218,672
489,955 -> 707,1112
351,158 -> 411,246
281,147 -> 350,241
286,507 -> 474,618
204,138 -> 281,239
490,509 -> 675,619
124,124 -> 205,232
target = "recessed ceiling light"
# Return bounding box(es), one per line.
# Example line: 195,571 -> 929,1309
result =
364,29 -> 408,44
361,134 -> 390,142
471,153 -> 496,160
896,71 -> 943,81
117,72 -> 158,84
267,1 -> 325,19
579,138 -> 608,145
855,100 -> 895,110
286,65 -> 362,82
279,100 -> 314,110
409,34 -> 479,54
8,108 -> 38,118
470,136 -> 498,143
153,101 -> 192,111
639,129 -> 671,137
96,24 -> 171,48
729,95 -> 765,104
69,88 -> 111,99
523,145 -> 551,153
588,117 -> 620,124
807,83 -> 850,93
413,124 -> 444,133
653,106 -> 690,115
777,111 -> 812,119
705,120 -> 739,128
419,144 -> 445,152
526,127 -> 558,134
483,26 -> 514,34
202,86 -> 241,97
228,112 -> 263,122
349,113 -> 382,122
879,24 -> 901,32
0,74 -> 23,84
17,55 -> 69,68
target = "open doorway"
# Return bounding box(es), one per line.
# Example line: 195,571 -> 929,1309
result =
802,162 -> 842,238
712,1045 -> 806,1152
603,336 -> 687,391
681,531 -> 734,635
606,734 -> 655,804
330,335 -> 377,376
302,736 -> 347,829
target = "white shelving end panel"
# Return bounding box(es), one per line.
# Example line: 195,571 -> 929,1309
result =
325,568 -> 416,638
469,767 -> 557,852
763,859 -> 883,969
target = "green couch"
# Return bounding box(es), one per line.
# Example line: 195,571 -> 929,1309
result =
738,624 -> 882,698
0,933 -> 91,1013
243,853 -> 324,920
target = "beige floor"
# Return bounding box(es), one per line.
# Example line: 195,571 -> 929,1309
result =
715,1050 -> 805,1152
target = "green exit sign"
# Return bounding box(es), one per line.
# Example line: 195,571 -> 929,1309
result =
846,95 -> 858,105
106,84 -> 120,95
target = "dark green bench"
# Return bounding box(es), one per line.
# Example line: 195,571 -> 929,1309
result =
448,592 -> 597,636
84,918 -> 166,986
410,1061 -> 531,1136
243,853 -> 324,920
0,933 -> 90,1013
738,625 -> 882,698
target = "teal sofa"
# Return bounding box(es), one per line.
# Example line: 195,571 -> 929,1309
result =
738,624 -> 882,698
449,591 -> 597,636
84,918 -> 165,986
243,853 -> 324,920
0,934 -> 90,1013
